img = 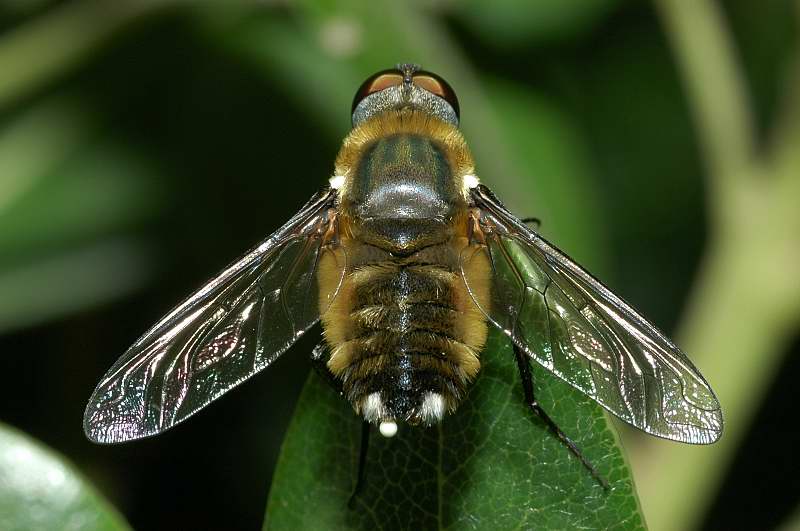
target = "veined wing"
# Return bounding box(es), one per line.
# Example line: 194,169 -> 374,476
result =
84,188 -> 346,443
461,185 -> 722,444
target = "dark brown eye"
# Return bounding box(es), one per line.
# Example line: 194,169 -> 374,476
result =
351,67 -> 461,121
412,70 -> 460,119
351,69 -> 404,115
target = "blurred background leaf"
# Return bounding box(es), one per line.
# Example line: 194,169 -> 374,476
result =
0,422 -> 129,531
0,95 -> 162,330
0,1 -> 797,530
454,0 -> 619,47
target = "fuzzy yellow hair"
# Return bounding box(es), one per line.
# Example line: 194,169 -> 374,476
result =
333,108 -> 476,199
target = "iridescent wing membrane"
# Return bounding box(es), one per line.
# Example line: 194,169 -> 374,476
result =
84,189 -> 345,443
462,185 -> 722,444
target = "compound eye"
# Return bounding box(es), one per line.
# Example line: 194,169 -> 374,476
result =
351,70 -> 404,115
413,71 -> 460,119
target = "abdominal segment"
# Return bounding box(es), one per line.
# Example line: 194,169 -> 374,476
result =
318,242 -> 489,425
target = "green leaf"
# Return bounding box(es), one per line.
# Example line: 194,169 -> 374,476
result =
0,423 -> 130,531
0,239 -> 153,333
481,79 -> 608,273
0,95 -> 164,332
454,0 -> 619,47
264,330 -> 645,530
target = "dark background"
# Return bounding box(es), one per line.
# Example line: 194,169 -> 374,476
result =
0,1 -> 797,529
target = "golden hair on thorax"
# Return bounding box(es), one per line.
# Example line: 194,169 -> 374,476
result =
333,108 -> 476,200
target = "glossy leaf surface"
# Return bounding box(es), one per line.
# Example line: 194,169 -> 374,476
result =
264,331 -> 645,530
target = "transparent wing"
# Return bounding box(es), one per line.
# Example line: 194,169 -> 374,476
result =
462,185 -> 722,444
84,189 -> 346,443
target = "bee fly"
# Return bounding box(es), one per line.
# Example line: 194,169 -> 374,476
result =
84,64 -> 723,490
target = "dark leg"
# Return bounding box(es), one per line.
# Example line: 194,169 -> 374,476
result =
513,344 -> 609,490
348,421 -> 371,509
311,342 -> 343,396
520,217 -> 541,229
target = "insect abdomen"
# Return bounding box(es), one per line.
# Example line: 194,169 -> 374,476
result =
319,240 -> 489,425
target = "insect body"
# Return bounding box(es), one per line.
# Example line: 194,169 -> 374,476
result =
84,65 -> 723,475
320,109 -> 490,432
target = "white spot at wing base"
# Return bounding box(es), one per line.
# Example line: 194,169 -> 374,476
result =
379,421 -> 398,438
329,175 -> 346,189
463,174 -> 479,189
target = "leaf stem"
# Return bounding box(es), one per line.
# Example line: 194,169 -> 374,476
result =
654,0 -> 756,213
631,2 -> 800,530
